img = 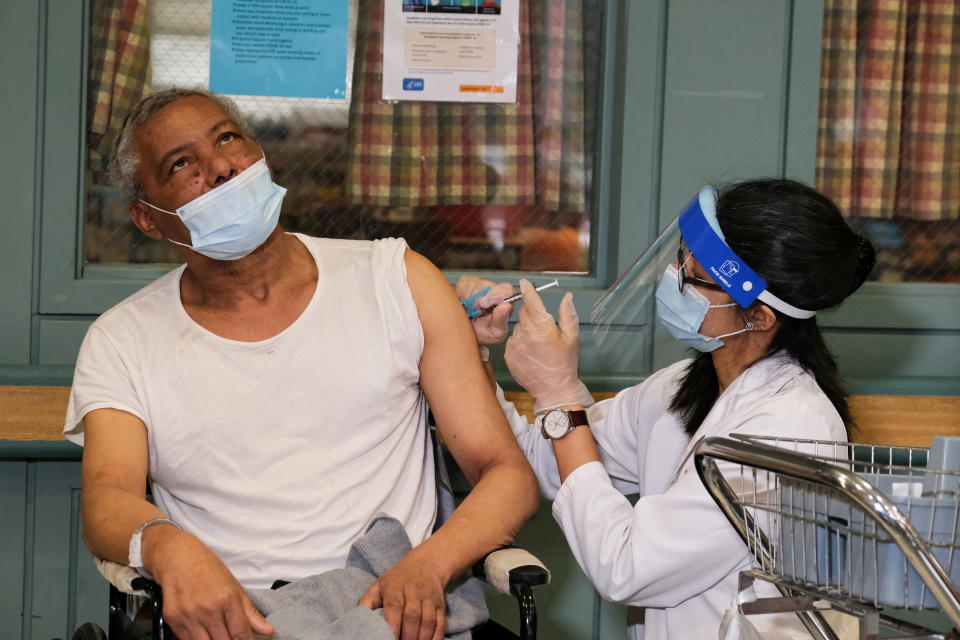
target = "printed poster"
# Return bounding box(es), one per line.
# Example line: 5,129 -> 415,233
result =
210,0 -> 350,99
382,0 -> 520,103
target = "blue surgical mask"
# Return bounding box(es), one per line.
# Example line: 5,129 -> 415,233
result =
139,157 -> 286,261
655,265 -> 751,352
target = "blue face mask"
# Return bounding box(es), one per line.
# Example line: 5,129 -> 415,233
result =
655,265 -> 751,352
140,157 -> 286,261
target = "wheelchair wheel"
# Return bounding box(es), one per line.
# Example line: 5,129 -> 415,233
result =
71,622 -> 107,640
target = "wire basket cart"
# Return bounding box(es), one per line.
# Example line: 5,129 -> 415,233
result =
694,435 -> 960,640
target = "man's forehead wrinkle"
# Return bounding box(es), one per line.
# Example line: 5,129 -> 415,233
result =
144,114 -> 238,164
135,123 -> 196,178
138,113 -> 227,178
209,118 -> 235,134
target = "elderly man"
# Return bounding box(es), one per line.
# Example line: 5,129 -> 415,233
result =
64,88 -> 539,640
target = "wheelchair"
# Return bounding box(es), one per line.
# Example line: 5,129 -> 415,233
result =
70,427 -> 550,640
70,544 -> 548,640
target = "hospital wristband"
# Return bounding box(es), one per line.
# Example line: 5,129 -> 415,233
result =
128,517 -> 182,572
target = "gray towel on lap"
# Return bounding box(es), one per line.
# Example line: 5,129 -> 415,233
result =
247,516 -> 487,640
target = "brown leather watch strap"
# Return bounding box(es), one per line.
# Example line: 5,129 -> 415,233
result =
568,409 -> 589,428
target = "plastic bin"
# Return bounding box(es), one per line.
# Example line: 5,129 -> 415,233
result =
776,473 -> 960,608
840,475 -> 960,608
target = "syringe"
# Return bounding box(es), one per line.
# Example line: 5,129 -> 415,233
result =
473,279 -> 559,318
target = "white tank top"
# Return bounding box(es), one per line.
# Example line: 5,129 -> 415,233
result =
65,235 -> 437,588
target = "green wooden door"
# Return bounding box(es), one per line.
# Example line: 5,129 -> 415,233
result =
0,462 -> 28,639
28,462 -> 108,640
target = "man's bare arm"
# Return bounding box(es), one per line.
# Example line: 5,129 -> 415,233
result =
408,250 -> 539,554
81,408 -> 168,560
359,250 -> 539,640
81,409 -> 272,640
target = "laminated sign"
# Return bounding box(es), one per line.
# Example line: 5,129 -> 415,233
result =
209,0 -> 350,100
382,0 -> 520,103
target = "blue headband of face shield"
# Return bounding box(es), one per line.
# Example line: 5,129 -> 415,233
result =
679,187 -> 816,320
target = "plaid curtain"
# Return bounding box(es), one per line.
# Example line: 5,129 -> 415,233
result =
346,0 -> 588,212
529,0 -> 587,213
816,0 -> 960,221
87,0 -> 151,184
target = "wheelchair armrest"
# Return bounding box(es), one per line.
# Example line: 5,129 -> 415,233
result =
97,557 -> 168,640
93,556 -> 152,597
473,547 -> 550,596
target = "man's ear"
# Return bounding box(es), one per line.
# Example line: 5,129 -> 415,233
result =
748,303 -> 778,332
128,201 -> 164,240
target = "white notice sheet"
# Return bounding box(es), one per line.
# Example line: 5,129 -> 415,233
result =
382,0 -> 519,103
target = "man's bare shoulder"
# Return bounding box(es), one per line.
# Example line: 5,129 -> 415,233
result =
403,249 -> 456,307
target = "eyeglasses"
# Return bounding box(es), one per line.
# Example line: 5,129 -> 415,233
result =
678,242 -> 725,294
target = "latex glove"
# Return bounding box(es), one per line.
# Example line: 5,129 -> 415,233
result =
505,279 -> 593,413
455,275 -> 516,345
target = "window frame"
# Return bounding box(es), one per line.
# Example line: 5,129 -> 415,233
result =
29,0 -> 960,377
37,0 -> 629,314
781,0 -> 960,335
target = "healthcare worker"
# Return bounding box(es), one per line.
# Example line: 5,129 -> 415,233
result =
457,179 -> 876,639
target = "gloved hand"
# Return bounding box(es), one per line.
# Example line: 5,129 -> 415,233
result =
455,275 -> 516,345
505,279 -> 593,413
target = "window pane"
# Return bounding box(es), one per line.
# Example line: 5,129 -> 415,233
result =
816,0 -> 960,284
84,0 -> 603,273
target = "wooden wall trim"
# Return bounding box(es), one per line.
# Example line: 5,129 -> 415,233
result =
0,386 -> 71,440
2,386 -> 958,447
848,395 -> 960,446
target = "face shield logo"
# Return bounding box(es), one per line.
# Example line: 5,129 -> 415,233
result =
719,260 -> 740,278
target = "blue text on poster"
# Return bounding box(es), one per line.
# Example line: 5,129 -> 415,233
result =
210,0 -> 349,99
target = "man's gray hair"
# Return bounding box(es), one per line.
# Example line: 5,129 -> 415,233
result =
108,88 -> 254,202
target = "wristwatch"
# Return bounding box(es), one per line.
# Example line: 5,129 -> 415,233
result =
539,409 -> 589,440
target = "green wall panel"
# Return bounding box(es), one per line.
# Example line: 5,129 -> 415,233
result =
658,0 -> 791,228
37,0 -> 152,315
0,462 -> 27,640
819,284 -> 960,332
30,461 -> 108,640
608,0 -> 666,277
783,0 -> 825,183
37,318 -> 94,366
0,0 -> 40,364
596,596 -> 629,640
825,331 -> 960,380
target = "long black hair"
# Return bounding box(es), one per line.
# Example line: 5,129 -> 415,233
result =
668,178 -> 876,436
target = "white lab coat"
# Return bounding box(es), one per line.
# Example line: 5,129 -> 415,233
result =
498,355 -> 848,640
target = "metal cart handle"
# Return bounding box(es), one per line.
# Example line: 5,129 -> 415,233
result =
693,436 -> 960,631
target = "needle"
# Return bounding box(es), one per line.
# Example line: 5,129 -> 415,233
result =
473,279 -> 559,317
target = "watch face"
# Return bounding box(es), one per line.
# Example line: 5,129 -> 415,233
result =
543,410 -> 570,438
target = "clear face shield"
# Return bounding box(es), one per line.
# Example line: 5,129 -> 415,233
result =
590,216 -> 686,373
591,186 -> 816,373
